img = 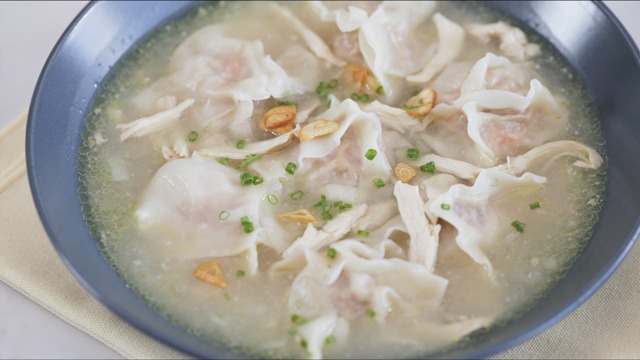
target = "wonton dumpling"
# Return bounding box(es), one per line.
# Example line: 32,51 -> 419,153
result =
298,99 -> 392,186
359,1 -> 437,99
134,156 -> 263,272
423,53 -> 568,166
284,239 -> 449,357
310,1 -> 371,32
426,168 -> 547,279
406,13 -> 465,84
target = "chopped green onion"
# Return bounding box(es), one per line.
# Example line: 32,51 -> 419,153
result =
218,210 -> 230,220
441,203 -> 451,211
357,229 -> 370,237
420,161 -> 436,174
290,190 -> 304,200
412,90 -> 420,96
325,335 -> 336,345
407,148 -> 420,160
287,327 -> 297,335
337,203 -> 353,212
236,139 -> 246,149
365,308 -> 376,318
373,178 -> 385,189
237,154 -> 261,169
314,195 -> 328,208
403,104 -> 422,110
240,172 -> 254,186
218,157 -> 230,165
187,130 -> 199,142
277,100 -> 298,107
365,148 -> 377,160
267,194 -> 279,205
376,85 -> 385,95
291,314 -> 307,325
511,220 -> 525,233
529,201 -> 541,210
223,292 -> 231,301
327,99 -> 332,108
300,339 -> 308,349
321,209 -> 333,221
285,162 -> 297,175
327,247 -> 337,259
236,270 -> 245,277
350,92 -> 371,103
252,176 -> 264,185
240,216 -> 254,233
316,81 -> 334,99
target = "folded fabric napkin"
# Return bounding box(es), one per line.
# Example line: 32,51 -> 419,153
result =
1,111 -> 638,359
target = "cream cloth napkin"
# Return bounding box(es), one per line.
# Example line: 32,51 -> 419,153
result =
1,111 -> 639,359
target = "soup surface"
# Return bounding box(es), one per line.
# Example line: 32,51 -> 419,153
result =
78,1 -> 606,358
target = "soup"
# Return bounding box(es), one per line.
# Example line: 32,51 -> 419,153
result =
78,1 -> 606,358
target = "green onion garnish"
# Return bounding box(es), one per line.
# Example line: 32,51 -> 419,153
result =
376,85 -> 385,95
325,335 -> 336,345
365,309 -> 376,318
240,216 -> 254,233
236,139 -> 246,149
237,154 -> 261,169
236,270 -> 245,277
240,172 -> 254,186
407,148 -> 420,160
373,178 -> 385,189
277,100 -> 298,107
290,190 -> 304,200
218,210 -> 230,220
365,148 -> 377,160
337,203 -> 352,212
327,247 -> 337,259
218,157 -> 230,165
285,162 -> 297,175
403,104 -> 422,110
511,220 -> 525,233
314,195 -> 328,208
412,90 -> 420,96
223,292 -> 231,301
187,130 -> 199,142
420,161 -> 436,174
267,194 -> 278,205
357,229 -> 369,237
441,203 -> 451,211
287,327 -> 297,335
529,201 -> 541,210
252,176 -> 264,185
350,93 -> 371,103
316,80 -> 337,99
291,314 -> 307,325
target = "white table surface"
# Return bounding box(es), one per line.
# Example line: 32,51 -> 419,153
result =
1,1 -> 639,359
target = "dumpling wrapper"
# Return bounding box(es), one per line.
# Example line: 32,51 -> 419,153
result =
426,168 -> 547,279
134,156 -> 264,273
297,99 -> 392,184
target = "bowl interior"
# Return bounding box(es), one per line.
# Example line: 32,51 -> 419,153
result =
26,1 -> 640,358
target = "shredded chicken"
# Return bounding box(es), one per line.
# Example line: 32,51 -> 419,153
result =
393,182 -> 439,271
116,98 -> 195,141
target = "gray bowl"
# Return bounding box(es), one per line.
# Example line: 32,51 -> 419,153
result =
26,1 -> 640,358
